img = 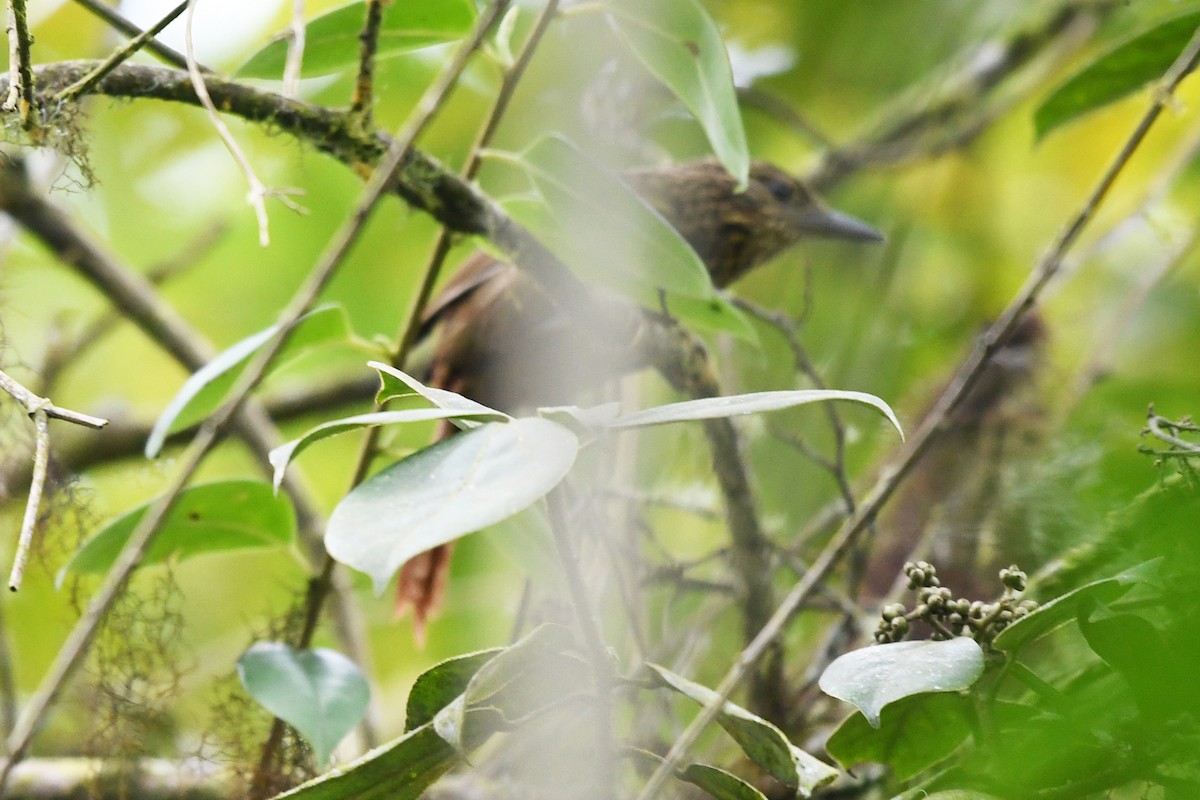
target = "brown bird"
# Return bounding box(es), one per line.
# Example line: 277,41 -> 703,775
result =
398,158 -> 884,631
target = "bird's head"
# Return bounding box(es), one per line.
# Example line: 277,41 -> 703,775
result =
628,159 -> 882,288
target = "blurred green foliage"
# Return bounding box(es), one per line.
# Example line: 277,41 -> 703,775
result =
2,0 -> 1200,797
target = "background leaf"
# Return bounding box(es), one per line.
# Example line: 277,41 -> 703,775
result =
237,0 -> 477,79
992,561 -> 1156,653
606,0 -> 749,185
64,480 -> 294,577
145,305 -> 353,458
505,135 -> 715,298
1034,10 -> 1200,138
237,643 -> 370,765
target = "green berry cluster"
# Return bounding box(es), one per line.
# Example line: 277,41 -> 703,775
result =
874,562 -> 1039,646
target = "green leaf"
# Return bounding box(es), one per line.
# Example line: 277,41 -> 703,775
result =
1034,10 -> 1200,139
611,389 -> 904,439
237,0 -> 476,80
432,625 -> 584,750
269,407 -> 508,491
145,305 -> 353,458
511,135 -> 715,299
667,292 -> 760,344
237,643 -> 370,765
646,663 -> 839,794
992,560 -> 1157,653
270,721 -> 458,800
825,692 -> 973,781
606,0 -> 749,186
371,361 -> 506,428
1077,601 -> 1181,718
677,764 -> 768,800
818,638 -> 985,728
405,648 -> 502,732
326,418 -> 579,593
63,480 -> 294,578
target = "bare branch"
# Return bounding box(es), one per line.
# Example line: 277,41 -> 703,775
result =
7,406 -> 46,591
52,0 -> 190,103
807,0 -> 1113,193
0,368 -> 108,429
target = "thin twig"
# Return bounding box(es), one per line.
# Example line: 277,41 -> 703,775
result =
247,4 -> 512,792
2,0 -> 36,128
642,327 -> 784,723
69,0 -> 196,71
7,407 -> 46,591
9,60 -> 596,311
282,0 -> 305,97
0,368 -> 108,429
1145,407 -> 1200,454
1,373 -> 377,483
0,35 -> 486,775
184,0 -> 298,247
635,24 -> 1200,800
0,599 -> 15,741
0,163 -> 326,559
52,0 -> 189,103
348,0 -> 384,130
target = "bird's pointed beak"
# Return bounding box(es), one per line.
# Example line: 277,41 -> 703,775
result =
795,205 -> 885,243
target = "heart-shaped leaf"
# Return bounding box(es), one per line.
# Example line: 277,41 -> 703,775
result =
606,0 -> 749,186
63,480 -> 294,579
819,638 -> 985,728
237,642 -> 370,765
237,0 -> 476,79
272,628 -> 576,800
146,305 -> 353,458
326,418 -> 578,593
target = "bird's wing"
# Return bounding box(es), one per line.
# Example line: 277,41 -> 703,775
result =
417,252 -> 512,340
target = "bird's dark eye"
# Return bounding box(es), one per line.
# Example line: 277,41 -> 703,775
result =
763,175 -> 796,203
